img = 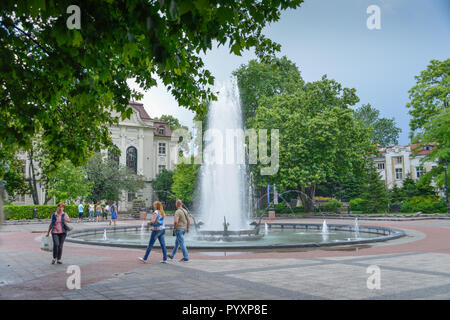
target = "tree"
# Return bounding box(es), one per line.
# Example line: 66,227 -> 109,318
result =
0,0 -> 303,173
2,156 -> 28,201
252,74 -> 376,211
407,58 -> 449,190
354,103 -> 402,146
46,160 -> 92,204
233,56 -> 304,124
171,160 -> 200,204
85,153 -> 145,202
152,169 -> 174,205
360,164 -> 389,213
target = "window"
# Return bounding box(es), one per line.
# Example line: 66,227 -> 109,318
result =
395,168 -> 403,180
394,156 -> 402,164
416,166 -> 424,178
158,143 -> 166,155
158,126 -> 165,135
126,146 -> 137,174
158,165 -> 166,174
128,192 -> 135,202
377,162 -> 385,170
422,145 -> 432,151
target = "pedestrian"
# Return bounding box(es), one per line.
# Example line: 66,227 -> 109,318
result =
110,201 -> 118,226
77,202 -> 84,223
95,202 -> 102,223
46,202 -> 70,264
88,202 -> 95,222
168,199 -> 190,262
138,201 -> 167,264
103,203 -> 109,222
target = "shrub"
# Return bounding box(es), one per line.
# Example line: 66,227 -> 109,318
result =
4,205 -> 80,220
400,196 -> 446,213
273,203 -> 304,214
319,199 -> 343,213
349,198 -> 368,212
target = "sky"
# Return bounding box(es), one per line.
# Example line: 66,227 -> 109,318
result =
129,0 -> 450,145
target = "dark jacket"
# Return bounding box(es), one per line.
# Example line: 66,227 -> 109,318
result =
50,213 -> 67,233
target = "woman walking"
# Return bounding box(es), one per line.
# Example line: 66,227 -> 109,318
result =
95,202 -> 102,223
138,201 -> 167,264
46,202 -> 70,265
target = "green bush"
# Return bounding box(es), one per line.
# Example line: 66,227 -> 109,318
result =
275,202 -> 304,214
4,205 -> 80,220
320,199 -> 342,213
400,196 -> 446,213
349,198 -> 368,212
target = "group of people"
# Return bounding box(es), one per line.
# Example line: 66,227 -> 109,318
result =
139,199 -> 190,263
77,201 -> 118,225
46,199 -> 190,265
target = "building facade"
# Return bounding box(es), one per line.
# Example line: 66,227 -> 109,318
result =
9,102 -> 179,211
374,144 -> 438,189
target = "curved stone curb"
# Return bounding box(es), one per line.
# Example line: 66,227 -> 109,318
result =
65,222 -> 405,250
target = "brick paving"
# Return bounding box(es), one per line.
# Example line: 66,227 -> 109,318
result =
0,218 -> 449,300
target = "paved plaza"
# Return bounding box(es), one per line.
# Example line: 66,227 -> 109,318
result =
1,217 -> 449,300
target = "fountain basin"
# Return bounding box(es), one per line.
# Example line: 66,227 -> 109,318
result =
65,223 -> 405,250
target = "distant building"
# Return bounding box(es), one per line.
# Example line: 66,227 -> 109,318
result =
8,102 -> 179,211
374,143 -> 438,189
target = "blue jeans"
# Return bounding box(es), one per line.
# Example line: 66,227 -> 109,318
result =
143,229 -> 167,261
170,229 -> 189,260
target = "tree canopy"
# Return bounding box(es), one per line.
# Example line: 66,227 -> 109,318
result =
353,103 -> 401,146
0,0 -> 303,173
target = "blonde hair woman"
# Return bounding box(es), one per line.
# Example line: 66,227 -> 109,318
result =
138,201 -> 168,263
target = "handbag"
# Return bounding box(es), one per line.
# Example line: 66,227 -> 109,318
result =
64,221 -> 73,232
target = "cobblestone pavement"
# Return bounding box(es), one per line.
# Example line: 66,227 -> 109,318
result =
0,218 -> 449,300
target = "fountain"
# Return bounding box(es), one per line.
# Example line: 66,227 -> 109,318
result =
102,229 -> 108,241
264,223 -> 269,236
195,79 -> 261,241
321,220 -> 329,234
354,218 -> 360,239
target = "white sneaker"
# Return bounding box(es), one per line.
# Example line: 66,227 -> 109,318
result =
160,260 -> 168,264
138,257 -> 147,263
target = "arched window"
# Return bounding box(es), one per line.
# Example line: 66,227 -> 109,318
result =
126,146 -> 137,174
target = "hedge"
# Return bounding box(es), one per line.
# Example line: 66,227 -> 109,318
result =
275,203 -> 305,213
4,205 -> 80,220
319,199 -> 342,213
400,196 -> 446,213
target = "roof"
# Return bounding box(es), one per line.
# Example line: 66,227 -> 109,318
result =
153,121 -> 173,137
129,101 -> 152,120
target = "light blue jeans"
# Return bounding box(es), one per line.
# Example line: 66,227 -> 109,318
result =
170,229 -> 189,260
143,229 -> 167,261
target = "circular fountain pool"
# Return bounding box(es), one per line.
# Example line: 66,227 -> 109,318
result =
66,223 -> 405,249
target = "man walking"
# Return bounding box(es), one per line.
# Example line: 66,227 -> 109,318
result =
168,200 -> 190,262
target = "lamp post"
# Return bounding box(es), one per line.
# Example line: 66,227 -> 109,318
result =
444,160 -> 449,214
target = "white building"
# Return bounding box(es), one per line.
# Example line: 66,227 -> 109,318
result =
374,144 -> 438,189
8,102 -> 179,211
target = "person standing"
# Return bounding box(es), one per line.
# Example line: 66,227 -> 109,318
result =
138,201 -> 167,263
95,202 -> 102,223
46,202 -> 70,264
77,202 -> 84,223
88,202 -> 95,222
103,203 -> 110,222
168,200 -> 190,262
110,201 -> 118,226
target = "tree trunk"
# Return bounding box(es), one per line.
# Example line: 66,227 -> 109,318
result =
27,150 -> 40,205
298,185 -> 316,212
